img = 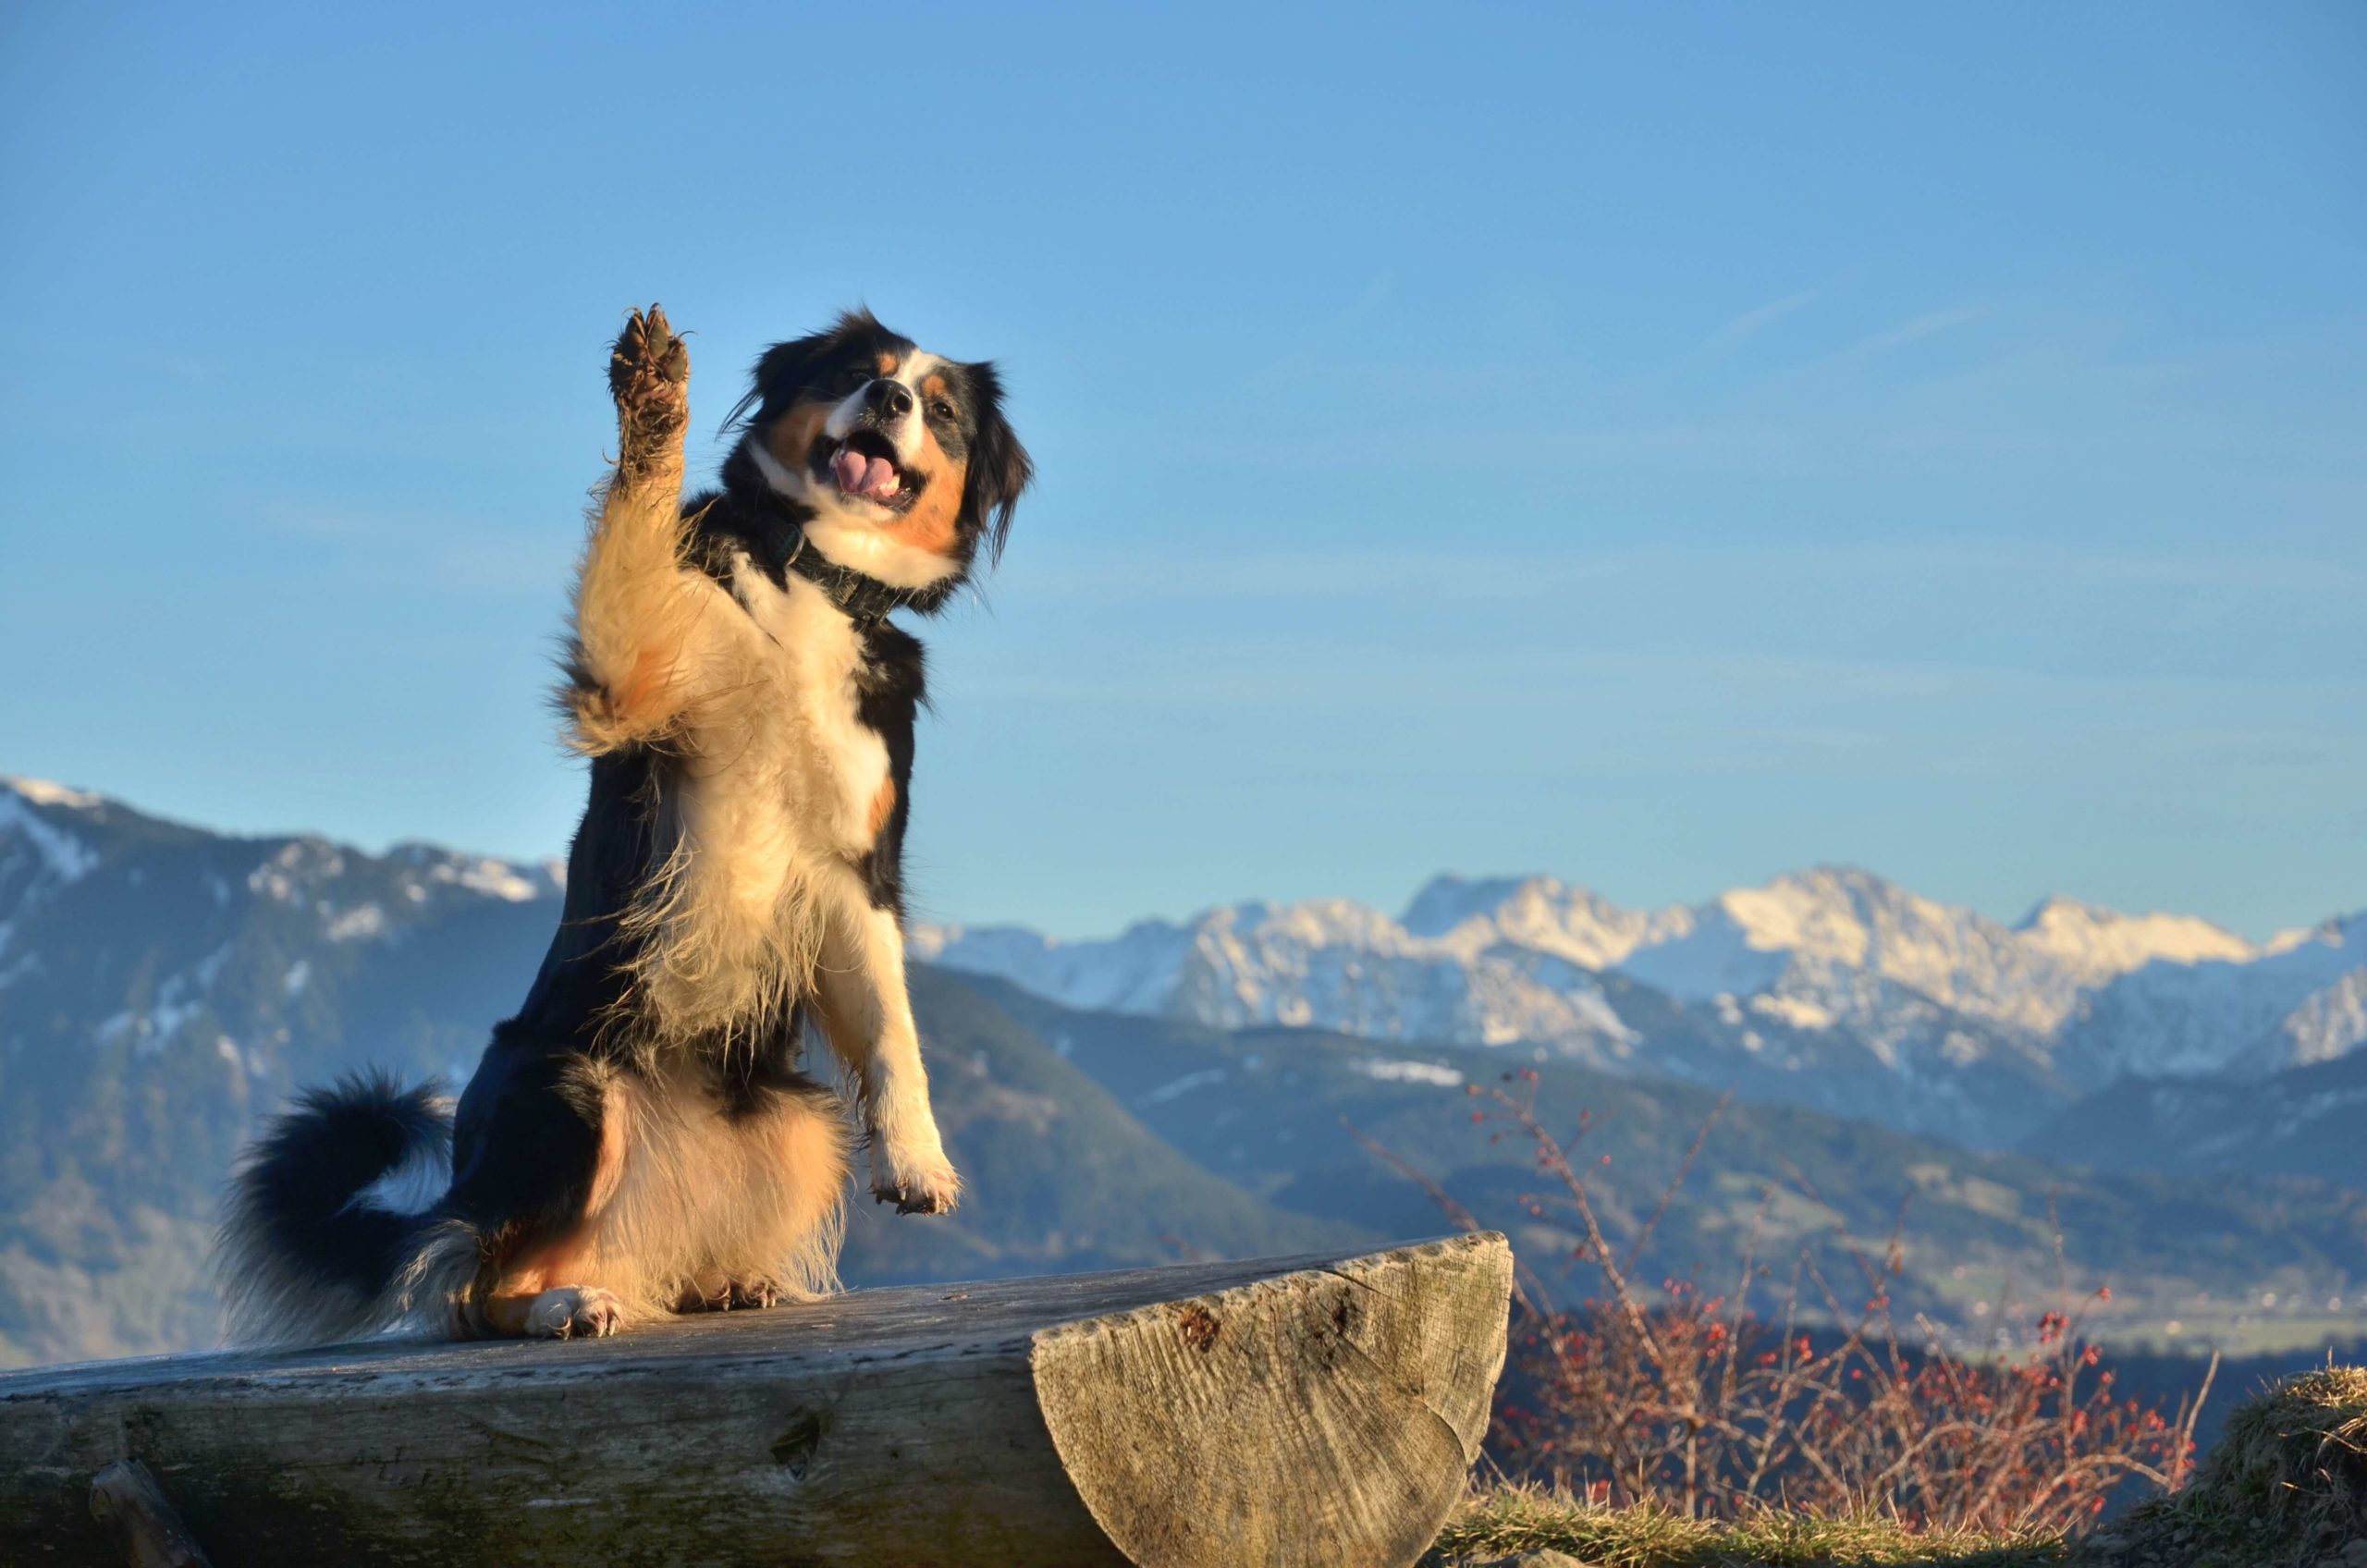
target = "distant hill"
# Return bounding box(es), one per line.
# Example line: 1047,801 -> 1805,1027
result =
913,871 -> 2366,1149
969,975 -> 2367,1352
3,778 -> 2362,1366
2022,1047 -> 2367,1191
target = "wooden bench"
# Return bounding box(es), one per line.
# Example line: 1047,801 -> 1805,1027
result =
2,1233 -> 1512,1567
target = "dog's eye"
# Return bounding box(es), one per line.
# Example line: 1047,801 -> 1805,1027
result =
835,367 -> 869,394
929,399 -> 956,421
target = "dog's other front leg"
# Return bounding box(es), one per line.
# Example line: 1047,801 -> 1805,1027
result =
812,899 -> 961,1215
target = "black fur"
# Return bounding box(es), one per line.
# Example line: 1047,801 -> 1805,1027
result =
215,1073 -> 452,1341
853,621 -> 926,915
216,308 -> 1028,1341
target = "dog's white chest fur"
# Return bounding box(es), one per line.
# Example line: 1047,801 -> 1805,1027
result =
630,557 -> 890,1037
729,561 -> 890,845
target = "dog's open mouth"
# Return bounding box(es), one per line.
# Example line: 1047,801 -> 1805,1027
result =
815,431 -> 920,510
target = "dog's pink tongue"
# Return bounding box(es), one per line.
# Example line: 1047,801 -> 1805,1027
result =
832,448 -> 900,499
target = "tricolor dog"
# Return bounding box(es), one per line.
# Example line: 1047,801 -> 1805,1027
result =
218,306 -> 1031,1340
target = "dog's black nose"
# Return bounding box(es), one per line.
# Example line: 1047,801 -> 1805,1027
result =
866,380 -> 914,419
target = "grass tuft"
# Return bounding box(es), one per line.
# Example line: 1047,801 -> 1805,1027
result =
1425,1368 -> 2367,1567
2088,1362 -> 2367,1568
1422,1485 -> 2067,1567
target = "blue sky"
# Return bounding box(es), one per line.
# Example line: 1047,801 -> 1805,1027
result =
2,3 -> 2361,939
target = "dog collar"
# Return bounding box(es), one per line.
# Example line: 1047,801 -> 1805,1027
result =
779,529 -> 917,630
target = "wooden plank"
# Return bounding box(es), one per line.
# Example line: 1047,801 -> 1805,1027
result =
0,1233 -> 1511,1568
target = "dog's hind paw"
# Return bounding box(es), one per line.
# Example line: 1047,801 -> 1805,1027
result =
524,1285 -> 624,1340
676,1278 -> 806,1313
608,303 -> 690,486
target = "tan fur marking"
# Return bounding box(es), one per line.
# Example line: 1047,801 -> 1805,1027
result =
609,643 -> 677,731
920,372 -> 948,402
585,1075 -> 632,1217
474,1233 -> 598,1335
466,1076 -> 632,1336
866,777 -> 898,841
476,1290 -> 546,1338
883,432 -> 967,557
876,351 -> 900,377
765,400 -> 830,474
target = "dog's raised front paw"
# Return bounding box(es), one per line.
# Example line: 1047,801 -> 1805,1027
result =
524,1284 -> 624,1340
609,302 -> 689,402
608,303 -> 690,483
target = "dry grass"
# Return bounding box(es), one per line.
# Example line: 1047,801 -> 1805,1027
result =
2087,1362 -> 2367,1568
1421,1367 -> 2367,1567
1421,1484 -> 2067,1566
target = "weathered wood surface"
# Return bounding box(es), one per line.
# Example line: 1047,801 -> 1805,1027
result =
87,1461 -> 212,1568
0,1233 -> 1512,1568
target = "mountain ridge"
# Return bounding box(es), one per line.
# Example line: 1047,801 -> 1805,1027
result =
912,864 -> 2364,1146
16,774 -> 2360,1149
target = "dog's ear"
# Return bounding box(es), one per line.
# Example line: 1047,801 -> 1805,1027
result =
725,310 -> 883,431
963,361 -> 1034,564
725,334 -> 828,431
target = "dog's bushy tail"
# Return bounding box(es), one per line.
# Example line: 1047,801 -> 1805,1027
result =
215,1072 -> 477,1346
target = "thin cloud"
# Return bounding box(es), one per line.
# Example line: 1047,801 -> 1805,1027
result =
1842,304 -> 1985,360
1703,288 -> 1818,351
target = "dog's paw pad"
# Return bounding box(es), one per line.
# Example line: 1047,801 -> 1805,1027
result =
609,304 -> 688,395
526,1285 -> 624,1340
607,304 -> 690,472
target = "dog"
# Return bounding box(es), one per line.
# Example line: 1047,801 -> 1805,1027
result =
216,305 -> 1032,1341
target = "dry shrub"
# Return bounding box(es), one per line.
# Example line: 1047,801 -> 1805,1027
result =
1354,1072 -> 2214,1537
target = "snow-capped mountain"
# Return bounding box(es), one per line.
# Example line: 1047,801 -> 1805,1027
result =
911,897 -> 1637,1058
2253,966 -> 2367,1074
8,771 -> 2358,1158
0,775 -> 564,1076
1394,871 -> 2261,1040
2055,914 -> 2367,1084
914,869 -> 2365,1146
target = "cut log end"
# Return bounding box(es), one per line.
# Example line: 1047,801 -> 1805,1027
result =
1034,1232 -> 1514,1568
